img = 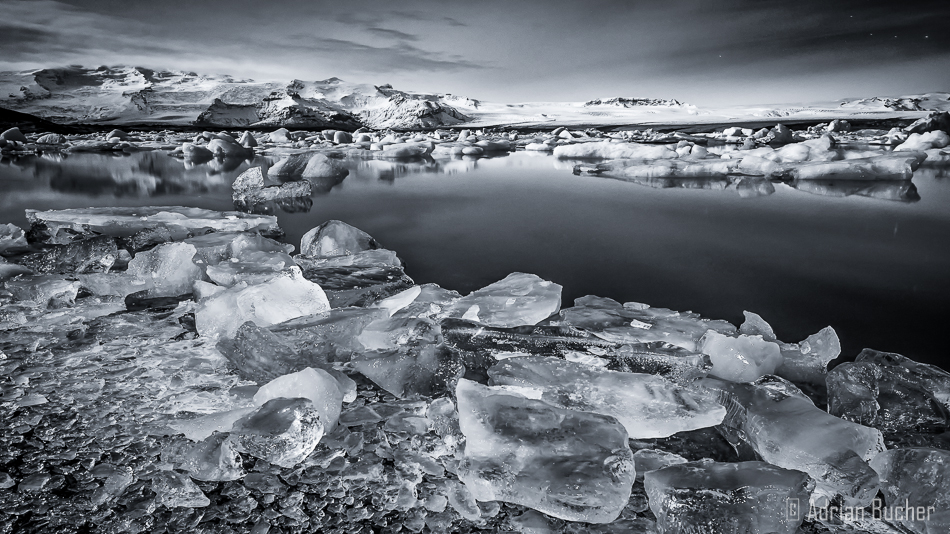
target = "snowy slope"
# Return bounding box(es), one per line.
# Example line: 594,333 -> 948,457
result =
1,65 -> 946,130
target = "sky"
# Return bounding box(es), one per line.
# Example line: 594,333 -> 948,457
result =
0,0 -> 948,106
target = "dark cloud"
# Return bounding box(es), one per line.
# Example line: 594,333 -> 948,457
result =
365,27 -> 419,41
0,24 -> 58,47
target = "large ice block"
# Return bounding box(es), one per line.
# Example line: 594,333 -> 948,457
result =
645,460 -> 813,534
445,273 -> 562,328
706,377 -> 885,507
487,356 -> 725,438
554,141 -> 678,160
25,206 -> 281,243
195,266 -> 330,339
827,349 -> 950,433
870,448 -> 950,534
455,379 -> 635,523
559,296 -> 736,352
351,343 -> 463,399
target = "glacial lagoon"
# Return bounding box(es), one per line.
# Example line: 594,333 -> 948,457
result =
2,148 -> 948,366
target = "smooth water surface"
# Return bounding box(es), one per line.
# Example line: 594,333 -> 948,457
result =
2,149 -> 949,365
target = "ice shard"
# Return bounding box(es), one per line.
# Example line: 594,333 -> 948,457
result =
487,356 -> 725,438
558,296 -> 736,352
252,367 -> 343,429
299,219 -> 381,258
445,272 -> 562,328
700,331 -> 783,382
706,377 -> 885,507
19,235 -> 118,274
870,448 -> 950,534
455,379 -> 635,523
827,349 -> 950,433
645,460 -> 813,534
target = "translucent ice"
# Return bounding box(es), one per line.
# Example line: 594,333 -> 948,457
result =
19,235 -> 118,274
126,242 -> 202,297
195,266 -> 330,339
788,155 -> 921,181
827,349 -> 950,433
445,272 -> 562,328
226,397 -> 325,468
776,326 -> 840,384
4,275 -> 80,307
150,470 -> 211,508
299,219 -> 381,258
559,295 -> 737,352
252,367 -> 343,428
645,460 -> 813,534
700,331 -> 783,382
706,377 -> 885,506
870,448 -> 950,534
173,432 -> 245,482
25,206 -> 281,243
351,343 -> 463,398
487,356 -> 725,438
0,223 -> 28,255
456,379 -> 635,523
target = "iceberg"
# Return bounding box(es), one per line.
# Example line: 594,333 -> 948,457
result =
554,141 -> 678,160
455,379 -> 636,523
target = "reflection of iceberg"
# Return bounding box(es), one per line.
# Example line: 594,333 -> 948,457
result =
355,157 -> 480,181
25,152 -> 253,197
789,179 -> 920,202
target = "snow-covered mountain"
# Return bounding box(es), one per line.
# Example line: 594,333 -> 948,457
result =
0,66 -> 472,130
1,65 -> 947,130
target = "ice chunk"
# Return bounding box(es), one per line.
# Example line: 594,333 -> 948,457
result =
392,283 -> 461,319
700,331 -> 783,382
738,311 -> 776,340
173,432 -> 245,482
126,242 -> 202,297
632,449 -> 687,480
299,219 -> 381,258
554,142 -> 678,160
645,460 -> 813,534
870,448 -> 950,534
371,285 -> 422,316
607,344 -> 713,383
445,273 -> 562,328
827,349 -> 950,433
895,130 -> 950,152
268,307 -> 388,363
253,367 -> 343,428
150,470 -> 210,508
352,343 -> 462,398
4,275 -> 80,307
195,266 -> 330,339
456,379 -> 635,523
559,296 -> 736,352
706,377 -> 885,506
487,356 -> 725,438
19,235 -> 118,274
0,223 -> 29,255
25,206 -> 280,243
226,397 -> 325,468
776,326 -> 840,384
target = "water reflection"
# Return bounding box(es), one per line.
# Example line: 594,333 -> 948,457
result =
790,180 -> 920,202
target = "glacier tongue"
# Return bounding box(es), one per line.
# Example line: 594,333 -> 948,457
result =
455,378 -> 636,523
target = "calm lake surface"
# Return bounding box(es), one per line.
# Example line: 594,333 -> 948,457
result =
2,149 -> 949,366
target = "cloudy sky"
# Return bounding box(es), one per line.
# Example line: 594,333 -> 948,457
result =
1,0 -> 947,105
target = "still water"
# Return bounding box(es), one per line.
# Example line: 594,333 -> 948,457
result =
1,149 -> 948,365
